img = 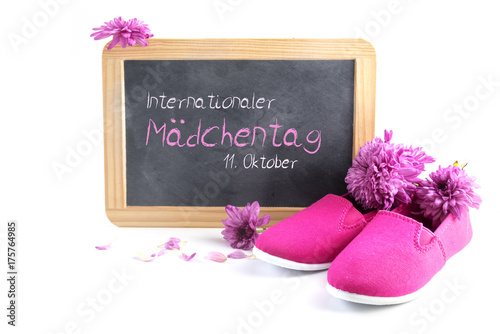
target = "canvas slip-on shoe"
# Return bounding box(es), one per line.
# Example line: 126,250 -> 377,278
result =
326,203 -> 473,305
254,194 -> 377,271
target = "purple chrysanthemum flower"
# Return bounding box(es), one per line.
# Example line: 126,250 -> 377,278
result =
221,201 -> 270,250
345,130 -> 435,211
415,165 -> 481,228
91,17 -> 153,50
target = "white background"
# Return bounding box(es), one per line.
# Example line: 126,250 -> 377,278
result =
1,1 -> 499,333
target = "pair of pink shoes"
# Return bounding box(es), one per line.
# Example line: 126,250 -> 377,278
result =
254,194 -> 473,305
253,132 -> 481,305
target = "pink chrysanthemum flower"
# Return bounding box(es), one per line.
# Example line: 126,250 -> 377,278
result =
221,202 -> 270,250
91,17 -> 153,50
415,164 -> 481,228
345,130 -> 435,211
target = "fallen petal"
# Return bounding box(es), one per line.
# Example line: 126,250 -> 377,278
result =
181,252 -> 196,261
168,237 -> 181,243
208,251 -> 227,263
136,252 -> 155,262
164,240 -> 181,250
227,250 -> 249,259
151,248 -> 167,258
95,242 -> 112,250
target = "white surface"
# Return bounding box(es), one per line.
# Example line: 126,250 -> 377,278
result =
1,1 -> 499,333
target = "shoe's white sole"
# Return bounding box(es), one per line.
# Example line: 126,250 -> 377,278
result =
253,247 -> 331,271
326,283 -> 423,305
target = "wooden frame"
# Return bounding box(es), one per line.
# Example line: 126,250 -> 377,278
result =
102,39 -> 376,227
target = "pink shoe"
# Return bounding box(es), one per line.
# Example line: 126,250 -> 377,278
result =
326,203 -> 473,305
253,194 -> 377,271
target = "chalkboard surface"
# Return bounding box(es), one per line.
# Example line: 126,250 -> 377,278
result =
102,39 -> 376,227
124,59 -> 354,207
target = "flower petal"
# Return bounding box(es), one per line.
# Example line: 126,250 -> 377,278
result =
255,214 -> 271,228
227,250 -> 249,259
248,201 -> 260,217
181,252 -> 196,261
107,35 -> 121,50
225,205 -> 243,222
95,242 -> 112,250
136,252 -> 155,262
221,217 -> 240,228
384,129 -> 393,143
163,237 -> 182,250
208,251 -> 227,263
151,248 -> 167,258
169,237 -> 182,243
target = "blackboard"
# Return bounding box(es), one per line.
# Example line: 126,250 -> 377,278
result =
124,60 -> 354,207
102,39 -> 376,227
